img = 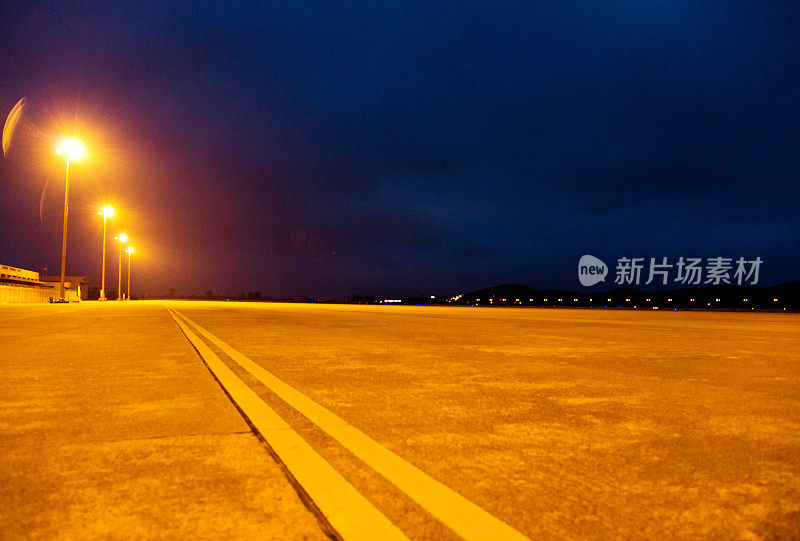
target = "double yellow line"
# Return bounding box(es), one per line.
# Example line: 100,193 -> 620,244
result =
168,307 -> 529,541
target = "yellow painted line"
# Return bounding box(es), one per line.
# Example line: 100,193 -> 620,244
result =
167,308 -> 407,541
172,308 -> 530,541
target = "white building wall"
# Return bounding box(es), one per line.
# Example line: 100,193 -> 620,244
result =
0,283 -> 79,303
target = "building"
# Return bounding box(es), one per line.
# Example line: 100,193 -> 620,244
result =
39,275 -> 90,300
0,264 -> 85,303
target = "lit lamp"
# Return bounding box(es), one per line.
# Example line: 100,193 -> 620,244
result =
114,232 -> 128,300
125,246 -> 134,301
97,205 -> 114,301
54,138 -> 86,301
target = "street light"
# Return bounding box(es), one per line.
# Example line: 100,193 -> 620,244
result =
114,232 -> 128,300
97,205 -> 114,301
125,246 -> 134,301
54,137 -> 86,301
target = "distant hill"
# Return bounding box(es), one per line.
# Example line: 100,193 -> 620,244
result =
446,281 -> 799,310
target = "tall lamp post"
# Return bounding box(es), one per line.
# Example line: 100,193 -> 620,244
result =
114,233 -> 128,300
98,206 -> 114,301
125,246 -> 134,301
54,138 -> 86,301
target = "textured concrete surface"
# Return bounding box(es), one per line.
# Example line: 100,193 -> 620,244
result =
171,302 -> 800,540
3,300 -> 798,540
0,303 -> 326,540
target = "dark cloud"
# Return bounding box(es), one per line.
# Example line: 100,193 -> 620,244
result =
1,1 -> 798,297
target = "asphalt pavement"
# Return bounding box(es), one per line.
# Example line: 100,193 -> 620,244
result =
1,301 -> 798,540
170,301 -> 800,540
0,302 -> 327,540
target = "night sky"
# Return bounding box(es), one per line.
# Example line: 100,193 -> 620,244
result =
1,2 -> 798,298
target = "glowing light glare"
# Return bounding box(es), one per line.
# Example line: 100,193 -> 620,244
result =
2,97 -> 25,156
126,246 -> 135,254
99,205 -> 115,218
116,233 -> 128,243
55,138 -> 86,161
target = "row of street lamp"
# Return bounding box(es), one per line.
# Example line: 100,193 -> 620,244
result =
55,137 -> 135,302
98,206 -> 134,300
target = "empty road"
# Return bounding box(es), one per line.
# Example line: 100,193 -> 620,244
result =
2,301 -> 798,539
